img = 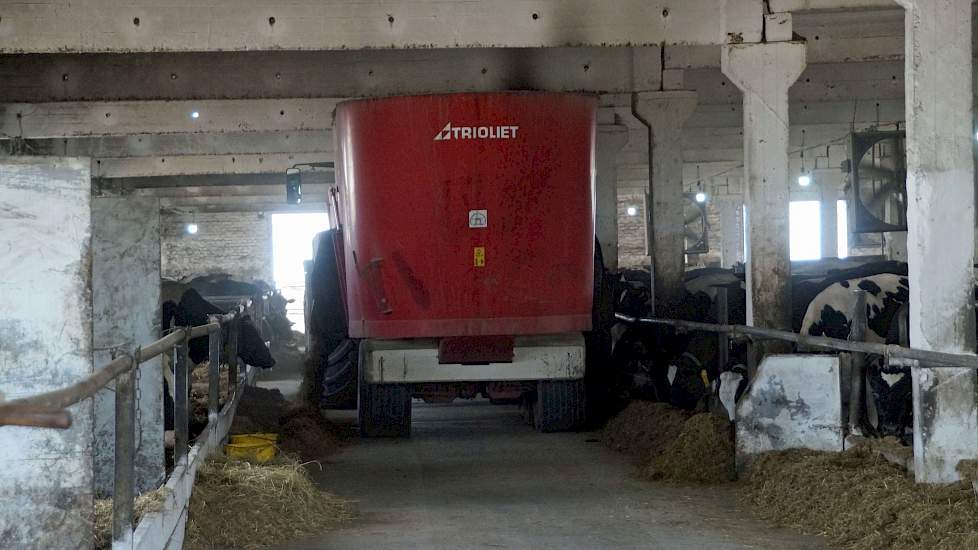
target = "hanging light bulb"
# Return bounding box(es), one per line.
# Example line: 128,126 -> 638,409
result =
694,164 -> 707,203
186,211 -> 199,235
798,132 -> 812,187
626,206 -> 638,216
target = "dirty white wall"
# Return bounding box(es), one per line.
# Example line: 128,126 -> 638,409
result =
0,157 -> 95,548
160,210 -> 273,283
92,197 -> 164,496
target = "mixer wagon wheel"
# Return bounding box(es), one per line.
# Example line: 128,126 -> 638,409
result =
358,380 -> 412,437
533,379 -> 586,432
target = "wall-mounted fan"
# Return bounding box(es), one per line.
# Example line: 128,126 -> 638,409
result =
683,193 -> 709,254
848,130 -> 907,233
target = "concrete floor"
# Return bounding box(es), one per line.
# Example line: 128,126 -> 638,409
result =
280,400 -> 825,550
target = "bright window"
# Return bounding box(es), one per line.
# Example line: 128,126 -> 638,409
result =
789,201 -> 822,261
272,213 -> 330,333
837,200 -> 849,259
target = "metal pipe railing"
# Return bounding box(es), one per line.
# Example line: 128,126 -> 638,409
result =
0,308 -> 248,548
0,321 -> 227,427
614,312 -> 978,370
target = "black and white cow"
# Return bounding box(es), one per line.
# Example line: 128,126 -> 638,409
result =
714,364 -> 748,422
163,288 -> 276,369
800,273 -> 910,342
162,288 -> 276,430
799,273 -> 913,438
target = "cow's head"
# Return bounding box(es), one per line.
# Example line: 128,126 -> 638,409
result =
236,319 -> 276,369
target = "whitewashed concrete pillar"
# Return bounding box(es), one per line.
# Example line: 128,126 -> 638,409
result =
633,91 -> 698,314
722,40 -> 806,336
896,0 -> 978,483
92,197 -> 164,495
595,125 -> 629,271
885,232 -> 908,262
718,197 -> 745,268
0,157 -> 95,548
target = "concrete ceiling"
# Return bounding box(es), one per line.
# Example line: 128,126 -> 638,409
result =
0,0 -> 898,54
0,2 -> 952,212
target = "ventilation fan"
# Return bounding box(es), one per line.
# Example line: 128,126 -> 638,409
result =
848,130 -> 907,233
683,193 -> 709,254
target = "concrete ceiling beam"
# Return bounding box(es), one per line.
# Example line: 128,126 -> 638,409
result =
92,152 -> 333,178
1,1 -> 761,53
0,98 -> 341,139
159,195 -> 327,213
106,172 -> 335,190
127,183 -> 331,199
2,130 -> 332,157
0,47 -> 662,103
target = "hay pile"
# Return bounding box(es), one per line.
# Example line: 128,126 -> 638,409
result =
603,401 -> 691,458
92,488 -> 169,549
185,456 -> 354,550
189,361 -> 231,430
232,386 -> 289,433
644,413 -> 736,483
603,401 -> 735,484
230,385 -> 341,460
743,447 -> 978,549
278,406 -> 341,460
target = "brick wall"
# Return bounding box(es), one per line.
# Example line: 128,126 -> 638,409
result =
161,211 -> 273,283
617,191 -> 648,268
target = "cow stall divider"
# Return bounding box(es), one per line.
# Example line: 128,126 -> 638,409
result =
616,288 -> 978,472
0,310 -> 256,550
615,298 -> 978,372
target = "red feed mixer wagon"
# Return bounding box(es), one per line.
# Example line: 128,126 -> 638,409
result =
312,92 -> 599,436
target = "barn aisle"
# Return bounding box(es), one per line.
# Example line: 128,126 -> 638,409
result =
282,401 -> 823,550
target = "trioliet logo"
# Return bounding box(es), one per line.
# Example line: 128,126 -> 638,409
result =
433,122 -> 519,141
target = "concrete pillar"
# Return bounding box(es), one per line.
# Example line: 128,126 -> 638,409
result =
0,157 -> 95,548
885,232 -> 908,261
896,0 -> 978,483
633,91 -> 698,314
718,197 -> 745,268
595,125 -> 629,271
721,41 -> 806,336
92,197 -> 164,496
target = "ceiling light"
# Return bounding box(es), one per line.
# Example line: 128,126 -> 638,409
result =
798,175 -> 812,187
186,223 -> 199,235
191,111 -> 200,119
626,206 -> 637,216
695,192 -> 707,203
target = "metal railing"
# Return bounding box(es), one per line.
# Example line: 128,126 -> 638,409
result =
615,293 -> 978,371
615,288 -> 978,436
0,310 -> 243,547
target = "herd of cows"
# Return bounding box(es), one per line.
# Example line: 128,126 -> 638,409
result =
609,260 -> 927,442
152,260 -> 946,445
159,277 -> 289,429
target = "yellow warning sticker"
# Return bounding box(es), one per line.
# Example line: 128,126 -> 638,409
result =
473,247 -> 486,267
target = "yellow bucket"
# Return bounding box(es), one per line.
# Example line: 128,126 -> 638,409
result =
224,433 -> 279,463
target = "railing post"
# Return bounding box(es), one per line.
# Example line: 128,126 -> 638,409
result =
112,349 -> 137,547
847,290 -> 868,436
898,303 -> 910,347
228,316 -> 240,398
208,327 -> 221,422
716,286 -> 730,375
174,335 -> 190,464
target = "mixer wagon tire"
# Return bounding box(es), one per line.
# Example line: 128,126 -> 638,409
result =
359,382 -> 412,438
533,379 -> 586,432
